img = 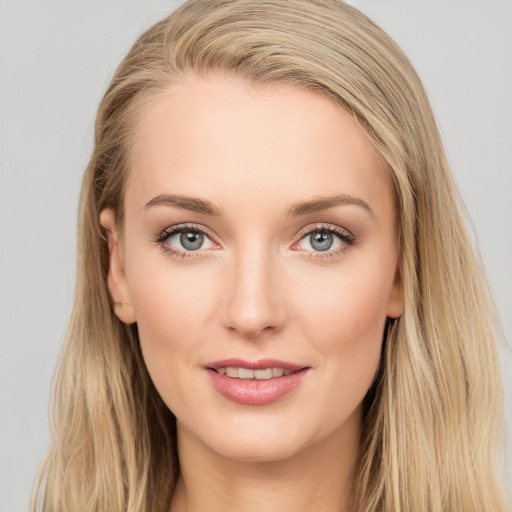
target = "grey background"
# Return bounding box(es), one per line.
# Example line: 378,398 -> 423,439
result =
1,1 -> 510,510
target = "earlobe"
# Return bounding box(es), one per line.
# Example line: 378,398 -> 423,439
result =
99,209 -> 136,324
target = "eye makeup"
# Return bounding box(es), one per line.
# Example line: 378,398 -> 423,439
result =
153,221 -> 356,262
291,223 -> 356,261
153,222 -> 219,260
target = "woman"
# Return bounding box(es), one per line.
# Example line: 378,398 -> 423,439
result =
31,1 -> 508,511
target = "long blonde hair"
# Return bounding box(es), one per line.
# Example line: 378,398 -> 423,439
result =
32,1 -> 508,510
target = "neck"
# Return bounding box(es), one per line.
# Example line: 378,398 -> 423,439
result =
170,408 -> 361,512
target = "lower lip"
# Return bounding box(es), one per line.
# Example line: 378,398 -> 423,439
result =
206,368 -> 309,405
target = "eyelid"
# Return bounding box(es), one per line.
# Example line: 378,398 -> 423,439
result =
156,222 -> 218,242
154,222 -> 221,257
154,222 -> 355,260
293,223 -> 355,245
291,223 -> 356,257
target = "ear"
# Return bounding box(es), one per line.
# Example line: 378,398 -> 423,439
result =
99,209 -> 136,324
386,266 -> 404,319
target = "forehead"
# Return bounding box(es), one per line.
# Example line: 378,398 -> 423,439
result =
124,74 -> 393,220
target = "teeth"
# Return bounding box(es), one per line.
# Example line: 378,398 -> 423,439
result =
238,367 -> 254,379
226,367 -> 238,378
272,368 -> 284,377
217,367 -> 296,380
254,368 -> 272,380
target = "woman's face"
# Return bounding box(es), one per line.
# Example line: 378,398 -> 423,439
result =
102,75 -> 403,462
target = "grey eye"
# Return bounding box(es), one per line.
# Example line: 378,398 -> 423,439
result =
160,226 -> 215,254
180,231 -> 204,250
309,231 -> 333,251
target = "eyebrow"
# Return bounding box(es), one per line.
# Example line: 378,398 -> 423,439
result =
287,193 -> 373,217
143,192 -> 373,218
144,194 -> 220,215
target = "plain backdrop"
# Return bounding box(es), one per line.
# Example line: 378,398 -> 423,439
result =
1,1 -> 511,510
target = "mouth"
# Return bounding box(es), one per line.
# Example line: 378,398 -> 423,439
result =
209,367 -> 297,379
205,358 -> 310,405
205,358 -> 308,378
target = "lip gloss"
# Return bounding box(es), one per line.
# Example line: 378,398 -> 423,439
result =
205,359 -> 310,405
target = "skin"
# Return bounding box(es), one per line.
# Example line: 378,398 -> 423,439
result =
101,74 -> 403,512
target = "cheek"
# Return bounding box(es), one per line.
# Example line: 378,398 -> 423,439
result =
123,247 -> 216,400
293,260 -> 392,404
126,233 -> 215,332
294,258 -> 393,349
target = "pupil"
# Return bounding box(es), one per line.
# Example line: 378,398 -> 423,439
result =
310,231 -> 333,251
180,231 -> 204,250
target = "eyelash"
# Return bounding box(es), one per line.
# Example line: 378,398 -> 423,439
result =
293,224 -> 356,260
154,223 -> 215,260
153,223 -> 356,261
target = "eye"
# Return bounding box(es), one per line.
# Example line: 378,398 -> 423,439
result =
306,231 -> 337,252
155,224 -> 217,256
293,225 -> 355,256
171,230 -> 211,251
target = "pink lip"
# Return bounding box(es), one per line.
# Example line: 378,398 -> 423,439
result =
205,358 -> 310,406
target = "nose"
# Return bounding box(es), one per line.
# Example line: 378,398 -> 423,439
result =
221,245 -> 287,340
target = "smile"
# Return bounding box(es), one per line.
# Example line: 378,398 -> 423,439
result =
205,359 -> 310,405
214,367 -> 295,379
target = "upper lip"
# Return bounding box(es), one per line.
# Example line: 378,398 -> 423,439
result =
205,358 -> 308,371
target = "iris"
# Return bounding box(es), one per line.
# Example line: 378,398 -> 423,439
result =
181,231 -> 204,250
310,231 -> 333,251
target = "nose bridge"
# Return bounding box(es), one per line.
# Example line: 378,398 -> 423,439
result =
222,239 -> 285,339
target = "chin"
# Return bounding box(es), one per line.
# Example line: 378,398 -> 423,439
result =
209,430 -> 310,464
179,407 -> 356,465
